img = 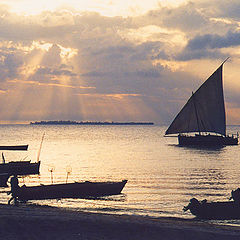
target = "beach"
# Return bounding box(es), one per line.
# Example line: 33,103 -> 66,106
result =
0,204 -> 240,240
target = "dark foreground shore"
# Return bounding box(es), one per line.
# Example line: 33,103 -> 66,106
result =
0,203 -> 240,240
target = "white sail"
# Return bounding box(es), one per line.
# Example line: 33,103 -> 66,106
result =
165,64 -> 226,136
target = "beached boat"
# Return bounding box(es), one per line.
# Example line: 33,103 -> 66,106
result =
16,180 -> 128,201
183,197 -> 240,219
0,161 -> 40,176
0,173 -> 10,187
0,138 -> 44,186
165,58 -> 238,147
184,188 -> 240,219
0,144 -> 40,187
0,161 -> 40,187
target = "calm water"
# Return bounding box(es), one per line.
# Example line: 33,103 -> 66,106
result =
1,124 -> 240,225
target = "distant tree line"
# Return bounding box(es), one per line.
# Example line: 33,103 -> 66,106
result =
30,120 -> 154,125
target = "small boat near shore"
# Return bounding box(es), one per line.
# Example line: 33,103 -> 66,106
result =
183,198 -> 240,219
0,141 -> 42,187
16,180 -> 128,201
0,161 -> 40,187
0,173 -> 11,187
0,161 -> 40,176
183,188 -> 240,219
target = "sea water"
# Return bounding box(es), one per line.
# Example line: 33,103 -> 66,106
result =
1,124 -> 240,225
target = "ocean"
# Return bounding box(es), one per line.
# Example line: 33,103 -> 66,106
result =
1,124 -> 240,225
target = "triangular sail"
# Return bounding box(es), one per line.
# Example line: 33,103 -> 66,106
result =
165,64 -> 226,136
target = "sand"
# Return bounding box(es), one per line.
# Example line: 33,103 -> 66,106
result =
0,203 -> 240,240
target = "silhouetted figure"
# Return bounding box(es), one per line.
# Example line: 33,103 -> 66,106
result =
8,175 -> 19,206
183,198 -> 200,212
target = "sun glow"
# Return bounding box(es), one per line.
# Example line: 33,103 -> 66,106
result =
1,0 -> 187,17
0,38 -> 83,122
2,0 -> 240,124
32,41 -> 52,51
58,45 -> 78,60
119,25 -> 186,46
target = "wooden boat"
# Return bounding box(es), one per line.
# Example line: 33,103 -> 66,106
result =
165,58 -> 238,147
0,173 -> 10,187
17,180 -> 128,201
0,142 -> 41,186
184,188 -> 240,219
183,197 -> 240,219
0,145 -> 28,151
0,161 -> 40,176
0,161 -> 40,187
178,134 -> 237,146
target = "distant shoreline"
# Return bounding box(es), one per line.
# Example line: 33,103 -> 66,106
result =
30,120 -> 154,125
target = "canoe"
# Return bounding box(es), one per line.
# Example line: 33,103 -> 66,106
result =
183,197 -> 240,219
17,180 -> 128,201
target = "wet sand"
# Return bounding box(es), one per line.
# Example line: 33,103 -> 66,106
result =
0,203 -> 240,240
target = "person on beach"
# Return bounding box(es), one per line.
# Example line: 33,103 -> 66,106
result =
8,174 -> 20,206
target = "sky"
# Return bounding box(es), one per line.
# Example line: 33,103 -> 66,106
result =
0,0 -> 240,124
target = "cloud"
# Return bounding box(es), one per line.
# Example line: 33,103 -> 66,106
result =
175,29 -> 240,61
196,0 -> 240,21
176,48 -> 225,61
0,47 -> 24,81
0,5 -> 212,122
152,2 -> 207,31
35,67 -> 77,77
187,31 -> 240,50
0,2 -> 240,123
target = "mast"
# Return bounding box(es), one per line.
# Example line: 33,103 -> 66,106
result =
37,133 -> 45,163
191,92 -> 201,135
222,57 -> 230,66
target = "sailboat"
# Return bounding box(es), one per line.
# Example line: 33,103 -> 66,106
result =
165,59 -> 238,146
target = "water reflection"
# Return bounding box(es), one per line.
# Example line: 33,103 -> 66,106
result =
178,145 -> 225,151
80,194 -> 127,202
172,144 -> 225,153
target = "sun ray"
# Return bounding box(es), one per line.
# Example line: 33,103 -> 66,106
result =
0,0 -> 188,16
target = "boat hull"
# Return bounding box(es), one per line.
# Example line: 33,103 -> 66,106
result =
17,180 -> 127,201
0,173 -> 10,187
178,134 -> 238,147
184,198 -> 240,219
0,145 -> 28,151
0,161 -> 40,176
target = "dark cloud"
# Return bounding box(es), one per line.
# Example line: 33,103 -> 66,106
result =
196,0 -> 240,21
176,30 -> 240,61
187,31 -> 240,50
176,48 -> 226,61
0,48 -> 24,81
35,67 -> 77,77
